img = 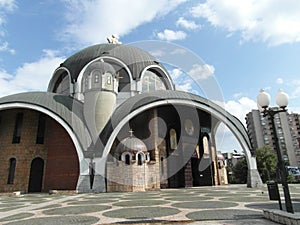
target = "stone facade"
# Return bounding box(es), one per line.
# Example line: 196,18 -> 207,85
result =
106,161 -> 160,192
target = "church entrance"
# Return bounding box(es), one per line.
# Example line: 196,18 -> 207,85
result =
28,157 -> 44,192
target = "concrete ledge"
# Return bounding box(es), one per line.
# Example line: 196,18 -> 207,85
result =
263,209 -> 300,225
49,190 -> 78,195
0,190 -> 25,197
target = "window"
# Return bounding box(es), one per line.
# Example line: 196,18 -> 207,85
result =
52,72 -> 70,95
12,113 -> 23,144
137,153 -> 143,165
7,158 -> 16,184
36,114 -> 46,144
125,154 -> 130,165
170,129 -> 177,150
203,136 -> 210,158
142,70 -> 166,92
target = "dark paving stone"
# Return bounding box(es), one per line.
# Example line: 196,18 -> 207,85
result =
246,202 -> 300,212
67,198 -> 118,205
0,206 -> 24,212
113,199 -> 169,207
43,205 -> 111,215
4,216 -> 99,225
186,209 -> 263,221
38,204 -> 61,210
0,213 -> 34,222
220,196 -> 269,202
103,207 -> 181,219
164,196 -> 212,201
172,201 -> 238,209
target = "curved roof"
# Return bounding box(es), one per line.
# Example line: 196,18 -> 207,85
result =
60,44 -> 165,81
116,136 -> 147,154
0,92 -> 92,152
100,90 -> 251,154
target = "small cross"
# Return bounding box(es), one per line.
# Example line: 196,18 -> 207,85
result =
129,129 -> 134,137
117,72 -> 123,83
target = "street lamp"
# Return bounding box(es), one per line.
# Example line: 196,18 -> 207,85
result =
257,89 -> 294,213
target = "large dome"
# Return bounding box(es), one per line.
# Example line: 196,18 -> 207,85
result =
48,43 -> 174,100
60,44 -> 164,81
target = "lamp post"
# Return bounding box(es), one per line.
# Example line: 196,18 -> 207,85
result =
257,89 -> 294,213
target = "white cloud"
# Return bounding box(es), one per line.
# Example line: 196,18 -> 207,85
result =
0,50 -> 64,97
61,0 -> 187,45
188,63 -> 214,80
157,29 -> 187,41
0,0 -> 16,27
215,96 -> 258,152
176,17 -> 201,30
169,68 -> 193,92
190,0 -> 300,46
225,97 -> 257,126
0,0 -> 16,10
0,41 -> 15,54
276,78 -> 283,84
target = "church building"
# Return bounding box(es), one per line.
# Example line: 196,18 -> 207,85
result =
0,41 -> 262,193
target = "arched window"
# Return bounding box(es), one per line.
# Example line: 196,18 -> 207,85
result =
52,72 -> 70,95
142,70 -> 166,92
136,152 -> 145,166
203,135 -> 210,158
7,158 -> 16,184
102,72 -> 114,90
121,152 -> 132,165
92,69 -> 101,86
137,154 -> 142,165
145,152 -> 150,163
170,129 -> 177,150
125,154 -> 130,165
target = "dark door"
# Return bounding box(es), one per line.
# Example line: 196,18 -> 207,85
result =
28,157 -> 44,192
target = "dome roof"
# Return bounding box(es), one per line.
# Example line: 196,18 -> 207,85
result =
217,154 -> 225,161
60,44 -> 163,81
116,136 -> 147,154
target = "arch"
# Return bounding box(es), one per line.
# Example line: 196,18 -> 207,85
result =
102,97 -> 262,187
136,151 -> 145,165
0,103 -> 85,177
47,67 -> 73,95
121,152 -> 132,165
140,65 -> 174,90
76,56 -> 133,94
145,152 -> 150,163
28,157 -> 44,192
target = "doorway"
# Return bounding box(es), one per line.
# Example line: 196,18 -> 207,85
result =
28,157 -> 44,192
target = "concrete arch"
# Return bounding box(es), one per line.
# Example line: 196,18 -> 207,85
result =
101,97 -> 262,187
76,56 -> 134,94
140,65 -> 175,90
0,103 -> 85,190
47,67 -> 73,95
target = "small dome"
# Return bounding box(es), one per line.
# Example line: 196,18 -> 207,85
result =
217,154 -> 225,161
116,136 -> 147,154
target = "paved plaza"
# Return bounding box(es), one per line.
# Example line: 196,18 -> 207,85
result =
0,184 -> 300,224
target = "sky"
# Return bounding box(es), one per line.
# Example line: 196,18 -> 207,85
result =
1,0 -> 300,153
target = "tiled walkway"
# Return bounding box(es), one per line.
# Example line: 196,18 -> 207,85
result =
0,184 -> 299,224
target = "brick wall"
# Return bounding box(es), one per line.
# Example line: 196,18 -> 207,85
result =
0,109 -> 47,192
0,109 -> 79,192
43,117 -> 79,191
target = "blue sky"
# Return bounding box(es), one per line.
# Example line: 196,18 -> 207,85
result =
1,0 -> 300,152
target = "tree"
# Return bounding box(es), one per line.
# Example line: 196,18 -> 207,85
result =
255,145 -> 277,183
232,157 -> 248,183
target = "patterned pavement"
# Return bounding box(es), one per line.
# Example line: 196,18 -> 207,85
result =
0,184 -> 300,224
